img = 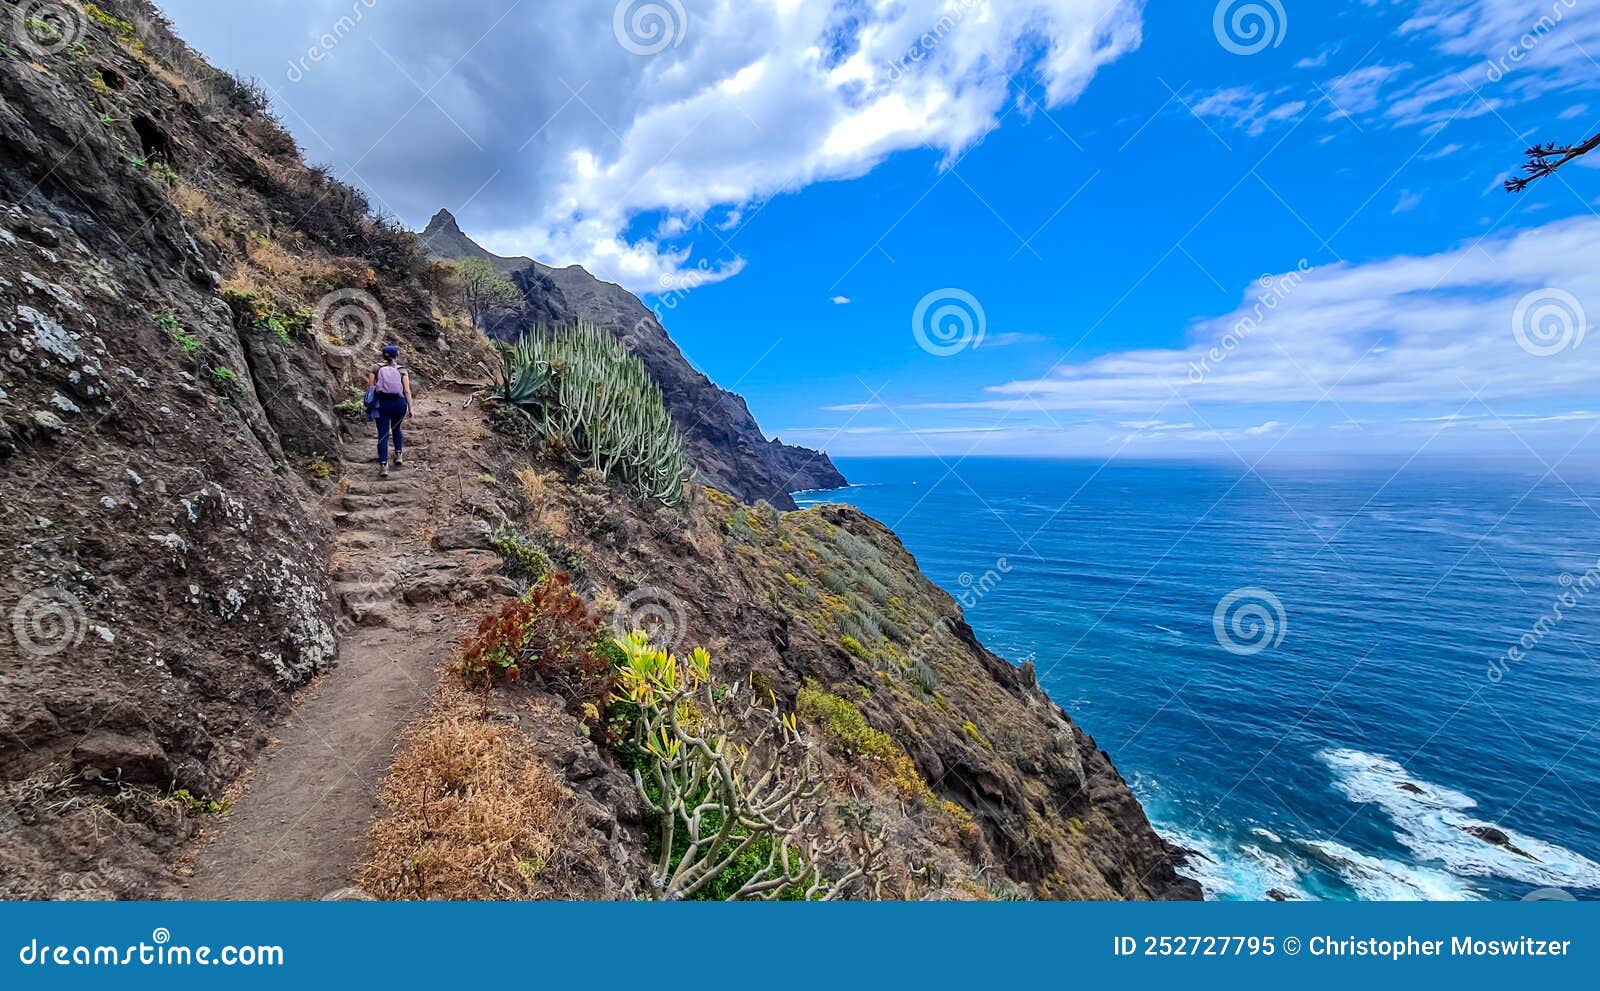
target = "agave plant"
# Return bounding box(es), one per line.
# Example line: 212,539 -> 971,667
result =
493,340 -> 555,431
494,323 -> 692,507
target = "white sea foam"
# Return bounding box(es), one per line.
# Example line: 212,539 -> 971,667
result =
1161,827 -> 1313,901
1320,748 -> 1600,891
1299,840 -> 1481,901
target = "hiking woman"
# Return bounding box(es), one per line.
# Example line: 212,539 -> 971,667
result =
370,344 -> 414,477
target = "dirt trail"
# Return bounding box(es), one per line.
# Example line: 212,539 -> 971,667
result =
182,384 -> 507,900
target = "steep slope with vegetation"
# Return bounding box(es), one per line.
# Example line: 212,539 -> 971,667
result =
420,209 -> 844,510
0,0 -> 492,896
0,0 -> 1196,901
355,327 -> 1199,900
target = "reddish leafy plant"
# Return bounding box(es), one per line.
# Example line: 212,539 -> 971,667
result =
460,573 -> 613,706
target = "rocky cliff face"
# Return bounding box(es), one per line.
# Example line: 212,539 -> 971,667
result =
0,0 -> 490,895
419,210 -> 845,510
0,0 -> 1196,902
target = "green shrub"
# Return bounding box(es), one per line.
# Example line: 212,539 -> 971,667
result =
152,311 -> 201,353
795,685 -> 929,803
450,257 -> 522,328
334,394 -> 366,421
222,286 -> 310,342
491,525 -> 550,588
85,4 -> 143,50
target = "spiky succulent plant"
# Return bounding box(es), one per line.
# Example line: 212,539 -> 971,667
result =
494,323 -> 692,507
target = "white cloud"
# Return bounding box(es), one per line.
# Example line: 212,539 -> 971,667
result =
473,0 -> 1144,291
831,295 -> 852,305
160,0 -> 1143,295
940,215 -> 1600,414
1391,0 -> 1600,127
1392,189 -> 1424,213
973,331 -> 1044,349
1191,4 -> 1600,138
1189,86 -> 1306,137
1321,63 -> 1410,121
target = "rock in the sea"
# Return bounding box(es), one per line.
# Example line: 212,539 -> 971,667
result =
1464,824 -> 1539,861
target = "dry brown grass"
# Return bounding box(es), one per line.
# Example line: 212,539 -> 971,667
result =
514,468 -> 570,536
514,467 -> 548,504
357,682 -> 598,900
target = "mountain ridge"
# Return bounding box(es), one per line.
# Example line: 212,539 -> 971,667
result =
419,209 -> 843,510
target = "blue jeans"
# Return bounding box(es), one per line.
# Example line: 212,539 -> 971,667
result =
376,395 -> 408,464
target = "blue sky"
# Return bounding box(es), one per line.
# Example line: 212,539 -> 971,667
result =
156,0 -> 1600,458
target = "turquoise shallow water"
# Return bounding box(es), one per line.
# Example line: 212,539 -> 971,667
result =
796,456 -> 1600,901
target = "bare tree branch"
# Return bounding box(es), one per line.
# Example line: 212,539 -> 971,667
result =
1505,132 -> 1600,192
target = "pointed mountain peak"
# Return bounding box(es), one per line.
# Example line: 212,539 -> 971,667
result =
424,208 -> 462,235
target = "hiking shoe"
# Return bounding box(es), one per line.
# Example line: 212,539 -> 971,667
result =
379,461 -> 390,478
394,452 -> 405,467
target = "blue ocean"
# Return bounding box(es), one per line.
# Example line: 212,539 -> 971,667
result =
797,457 -> 1600,901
